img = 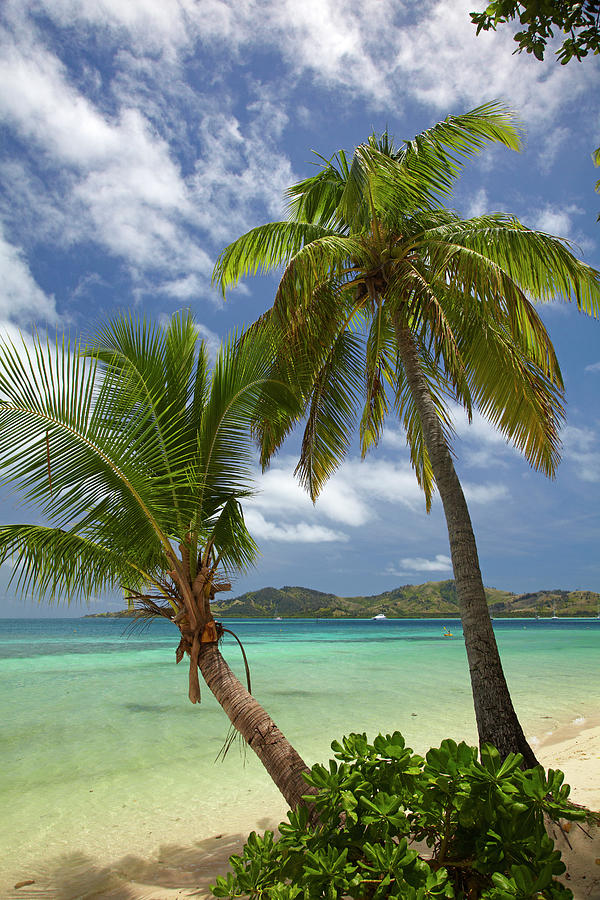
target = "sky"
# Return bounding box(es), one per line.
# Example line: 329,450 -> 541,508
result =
0,0 -> 599,616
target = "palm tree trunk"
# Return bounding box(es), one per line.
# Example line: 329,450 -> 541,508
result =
198,642 -> 317,809
396,326 -> 538,766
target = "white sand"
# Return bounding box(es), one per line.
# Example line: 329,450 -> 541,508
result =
7,722 -> 600,899
538,721 -> 600,899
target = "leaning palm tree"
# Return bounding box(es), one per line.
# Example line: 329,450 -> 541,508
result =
0,312 -> 312,809
214,103 -> 600,765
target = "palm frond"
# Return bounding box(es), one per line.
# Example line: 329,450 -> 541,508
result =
206,495 -> 259,573
0,524 -> 155,604
213,222 -> 338,297
394,348 -> 457,512
393,102 -> 521,199
89,312 -> 203,534
0,334 -> 172,557
195,326 -> 301,517
452,306 -> 565,476
359,303 -> 396,454
426,214 -> 600,317
285,155 -> 348,227
295,329 -> 365,500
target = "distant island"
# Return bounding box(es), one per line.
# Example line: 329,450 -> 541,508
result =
84,580 -> 600,618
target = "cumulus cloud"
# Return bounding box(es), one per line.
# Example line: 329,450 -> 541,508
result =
562,424 -> 600,482
532,204 -> 585,239
0,225 -> 58,325
386,554 -> 452,576
466,188 -> 489,218
245,509 -> 348,543
0,34 -> 204,273
385,406 -> 515,471
188,98 -> 295,244
246,453 -> 510,555
0,11 -> 296,299
393,0 -> 596,126
462,482 -> 509,504
10,0 -> 595,124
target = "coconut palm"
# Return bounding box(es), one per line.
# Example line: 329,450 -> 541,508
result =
0,312 -> 312,809
213,103 -> 600,764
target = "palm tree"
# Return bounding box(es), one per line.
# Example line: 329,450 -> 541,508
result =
213,103 -> 600,765
0,312 -> 312,809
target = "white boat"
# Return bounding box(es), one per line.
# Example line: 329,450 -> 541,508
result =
371,613 -> 387,620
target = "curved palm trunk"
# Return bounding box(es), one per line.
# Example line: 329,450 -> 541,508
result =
198,642 -> 316,810
397,327 -> 538,766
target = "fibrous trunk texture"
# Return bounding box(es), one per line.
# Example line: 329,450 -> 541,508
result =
198,641 -> 316,810
397,327 -> 538,766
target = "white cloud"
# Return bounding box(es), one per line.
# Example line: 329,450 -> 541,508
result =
450,405 -> 506,447
247,452 -> 508,555
584,361 -> 600,374
14,0 -> 595,127
0,226 -> 58,325
563,425 -> 597,454
538,126 -> 570,174
562,424 -> 600,482
393,0 -> 596,126
159,275 -> 207,301
252,463 -> 371,526
0,17 -> 294,294
244,509 -> 348,543
386,554 -> 452,576
20,0 -> 233,59
0,36 -> 201,269
188,102 -> 295,244
341,458 -> 425,510
246,456 -> 423,553
531,204 -> 584,238
462,482 -> 509,504
466,188 -> 489,218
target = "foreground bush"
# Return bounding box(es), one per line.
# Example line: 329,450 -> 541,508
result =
212,732 -> 585,899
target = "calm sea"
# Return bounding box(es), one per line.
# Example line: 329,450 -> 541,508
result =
1,616 -> 599,891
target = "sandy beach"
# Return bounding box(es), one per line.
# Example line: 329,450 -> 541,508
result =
536,721 -> 600,900
7,719 -> 599,900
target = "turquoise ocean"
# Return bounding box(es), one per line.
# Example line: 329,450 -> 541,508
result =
1,616 -> 599,891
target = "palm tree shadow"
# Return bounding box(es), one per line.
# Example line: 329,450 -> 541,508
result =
7,823 -> 277,899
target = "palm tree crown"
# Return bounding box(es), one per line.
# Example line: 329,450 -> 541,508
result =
0,312 -> 270,607
214,103 -> 599,507
0,312 -> 316,807
213,102 -> 600,762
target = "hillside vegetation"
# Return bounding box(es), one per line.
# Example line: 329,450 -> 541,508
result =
85,581 -> 600,618
209,582 -> 600,618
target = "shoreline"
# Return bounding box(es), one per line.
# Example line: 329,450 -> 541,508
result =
5,715 -> 599,900
538,714 -> 600,812
79,613 -> 600,619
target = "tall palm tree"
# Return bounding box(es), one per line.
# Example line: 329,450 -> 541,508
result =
0,312 -> 312,809
213,103 -> 600,765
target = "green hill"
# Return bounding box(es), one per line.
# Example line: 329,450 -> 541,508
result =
85,581 -> 600,618
204,582 -> 600,618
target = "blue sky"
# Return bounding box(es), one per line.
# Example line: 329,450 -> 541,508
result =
0,0 -> 599,616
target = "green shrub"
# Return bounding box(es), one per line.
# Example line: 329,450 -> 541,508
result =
211,732 -> 585,899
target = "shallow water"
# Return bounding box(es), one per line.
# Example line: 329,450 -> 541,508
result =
1,616 -> 599,891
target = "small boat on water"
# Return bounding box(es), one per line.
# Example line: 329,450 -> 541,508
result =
371,613 -> 387,620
